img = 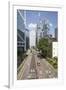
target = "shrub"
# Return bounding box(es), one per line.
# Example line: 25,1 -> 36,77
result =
47,57 -> 58,69
37,38 -> 52,58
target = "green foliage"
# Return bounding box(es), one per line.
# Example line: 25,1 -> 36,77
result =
47,57 -> 58,69
37,38 -> 52,58
37,38 -> 48,49
47,43 -> 52,58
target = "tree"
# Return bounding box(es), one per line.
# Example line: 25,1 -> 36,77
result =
37,38 -> 52,58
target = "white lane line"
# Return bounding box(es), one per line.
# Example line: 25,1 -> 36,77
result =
30,69 -> 35,73
39,70 -> 43,75
45,70 -> 51,74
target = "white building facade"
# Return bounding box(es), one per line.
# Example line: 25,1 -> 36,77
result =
52,42 -> 58,57
29,29 -> 36,48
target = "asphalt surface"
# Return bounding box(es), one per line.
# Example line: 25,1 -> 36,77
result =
17,50 -> 58,80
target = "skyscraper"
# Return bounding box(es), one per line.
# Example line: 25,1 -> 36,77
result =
17,10 -> 29,51
36,19 -> 50,43
29,28 -> 36,48
55,27 -> 58,41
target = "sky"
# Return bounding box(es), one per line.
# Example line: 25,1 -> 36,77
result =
17,10 -> 58,47
18,10 -> 58,37
25,10 -> 58,37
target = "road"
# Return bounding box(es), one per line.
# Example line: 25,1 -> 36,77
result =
17,49 -> 58,80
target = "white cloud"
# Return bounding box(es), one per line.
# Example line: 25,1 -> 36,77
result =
28,23 -> 37,30
49,23 -> 53,27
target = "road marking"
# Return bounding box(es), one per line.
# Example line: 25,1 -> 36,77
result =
27,63 -> 30,66
17,54 -> 32,79
39,70 -> 43,75
27,75 -> 31,79
30,69 -> 35,73
48,74 -> 53,78
45,70 -> 51,74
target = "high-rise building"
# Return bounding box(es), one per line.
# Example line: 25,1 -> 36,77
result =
25,29 -> 29,50
36,19 -> 50,43
55,27 -> 58,41
36,21 -> 43,42
17,10 -> 29,51
30,29 -> 36,48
